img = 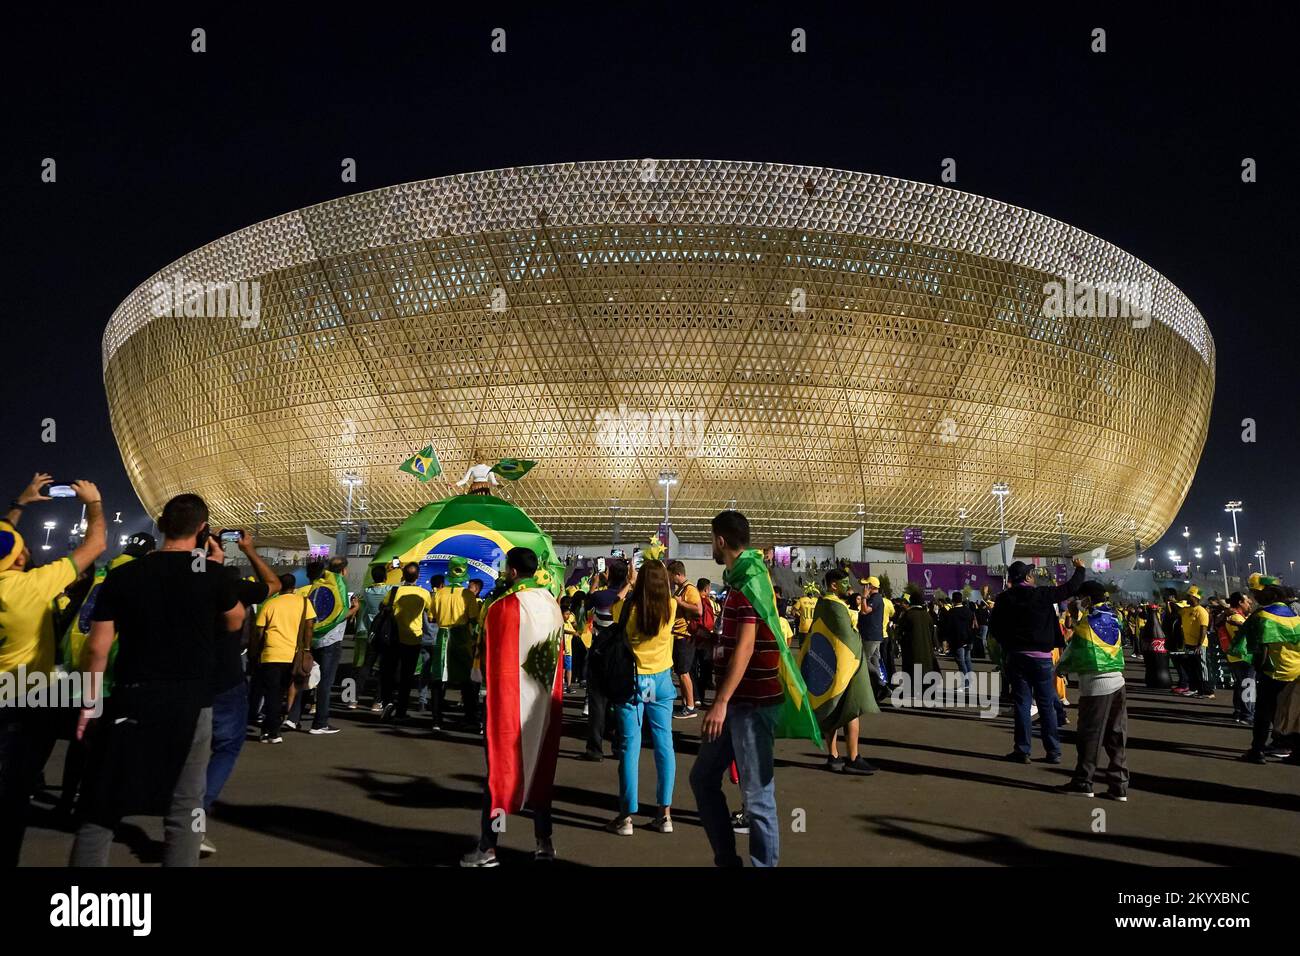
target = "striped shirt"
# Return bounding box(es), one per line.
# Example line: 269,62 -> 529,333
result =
719,589 -> 783,707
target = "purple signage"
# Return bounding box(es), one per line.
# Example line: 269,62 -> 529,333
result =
905,563 -> 996,597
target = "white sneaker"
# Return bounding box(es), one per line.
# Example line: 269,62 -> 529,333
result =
582,702 -> 589,717
260,735 -> 283,744
282,719 -> 298,731
309,726 -> 341,735
200,838 -> 217,857
459,847 -> 499,868
649,815 -> 673,833
604,815 -> 634,836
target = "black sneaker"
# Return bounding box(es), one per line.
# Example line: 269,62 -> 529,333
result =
1005,751 -> 1031,764
826,755 -> 846,773
578,750 -> 604,762
673,706 -> 699,720
1241,750 -> 1268,764
1055,781 -> 1095,797
842,756 -> 877,776
730,811 -> 750,834
1105,789 -> 1129,802
1264,746 -> 1294,760
1042,753 -> 1063,765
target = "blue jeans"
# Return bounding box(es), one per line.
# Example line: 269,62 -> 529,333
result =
689,702 -> 780,867
205,680 -> 248,811
953,646 -> 973,678
613,669 -> 676,814
289,641 -> 342,729
1007,654 -> 1060,758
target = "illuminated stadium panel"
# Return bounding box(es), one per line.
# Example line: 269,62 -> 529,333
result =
102,160 -> 1214,553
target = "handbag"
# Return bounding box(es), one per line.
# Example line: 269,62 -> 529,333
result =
588,598 -> 637,705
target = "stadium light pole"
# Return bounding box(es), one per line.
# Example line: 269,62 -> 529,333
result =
1224,501 -> 1242,550
609,498 -> 621,549
42,520 -> 56,551
1216,544 -> 1228,595
657,471 -> 678,525
991,483 -> 1010,571
1258,541 -> 1268,576
252,501 -> 266,538
336,471 -> 362,559
958,507 -> 970,565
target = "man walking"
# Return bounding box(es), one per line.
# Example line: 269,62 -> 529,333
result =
690,510 -> 819,867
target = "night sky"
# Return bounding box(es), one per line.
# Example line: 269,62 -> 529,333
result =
4,5 -> 1296,573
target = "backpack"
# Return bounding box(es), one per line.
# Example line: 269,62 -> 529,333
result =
369,588 -> 399,652
695,593 -> 718,642
588,599 -> 637,705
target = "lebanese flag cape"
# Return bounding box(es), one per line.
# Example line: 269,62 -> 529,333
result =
484,583 -> 565,815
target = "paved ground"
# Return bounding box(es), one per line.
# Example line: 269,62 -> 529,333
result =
19,659 -> 1300,866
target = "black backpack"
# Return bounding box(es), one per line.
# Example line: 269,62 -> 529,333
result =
588,599 -> 637,705
369,588 -> 398,652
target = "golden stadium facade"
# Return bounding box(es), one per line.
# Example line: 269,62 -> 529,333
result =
102,160 -> 1214,554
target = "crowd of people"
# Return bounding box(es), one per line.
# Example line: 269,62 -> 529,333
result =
2,468 -> 1297,869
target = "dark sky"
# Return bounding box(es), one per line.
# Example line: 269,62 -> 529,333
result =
4,4 -> 1296,573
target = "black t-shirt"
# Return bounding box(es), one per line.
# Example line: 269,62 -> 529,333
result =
92,551 -> 240,706
212,577 -> 271,693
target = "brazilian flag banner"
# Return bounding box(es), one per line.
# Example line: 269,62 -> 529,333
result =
1059,604 -> 1124,674
798,594 -> 878,735
399,445 -> 441,481
491,458 -> 536,481
724,549 -> 824,748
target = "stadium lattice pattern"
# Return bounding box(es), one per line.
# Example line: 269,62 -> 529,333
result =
103,160 -> 1214,553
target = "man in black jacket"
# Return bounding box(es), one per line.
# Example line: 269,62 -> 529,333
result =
941,592 -> 977,688
990,558 -> 1085,764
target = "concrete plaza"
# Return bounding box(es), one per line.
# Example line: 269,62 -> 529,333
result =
19,660 -> 1299,867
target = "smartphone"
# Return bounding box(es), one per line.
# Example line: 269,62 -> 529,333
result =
597,556 -> 606,574
610,548 -> 626,560
43,482 -> 77,498
219,529 -> 244,544
632,547 -> 643,571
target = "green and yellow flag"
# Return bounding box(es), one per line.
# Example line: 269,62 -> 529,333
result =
399,445 -> 441,481
798,594 -> 878,735
491,458 -> 537,481
1059,604 -> 1124,674
724,549 -> 824,748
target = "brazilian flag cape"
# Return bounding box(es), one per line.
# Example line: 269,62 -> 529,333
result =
798,594 -> 878,735
306,570 -> 351,637
61,552 -> 134,697
1233,603 -> 1300,659
724,549 -> 823,748
1059,603 -> 1124,674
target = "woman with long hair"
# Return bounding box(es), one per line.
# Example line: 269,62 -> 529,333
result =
607,558 -> 677,834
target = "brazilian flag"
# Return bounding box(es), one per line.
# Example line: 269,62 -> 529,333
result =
724,549 -> 824,748
399,445 -> 441,481
490,458 -> 536,481
1237,603 -> 1300,657
1059,604 -> 1124,674
798,594 -> 878,735
306,570 -> 350,636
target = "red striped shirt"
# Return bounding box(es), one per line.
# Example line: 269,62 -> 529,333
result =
719,589 -> 783,707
